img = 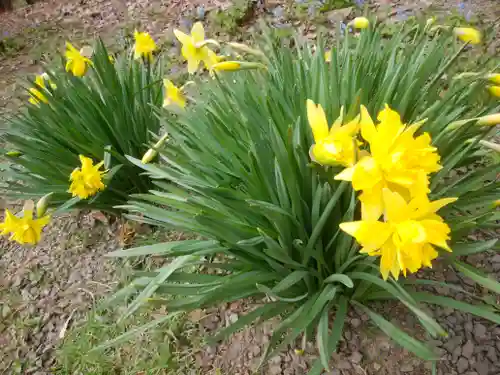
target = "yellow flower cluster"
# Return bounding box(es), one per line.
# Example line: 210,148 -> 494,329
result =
307,101 -> 457,280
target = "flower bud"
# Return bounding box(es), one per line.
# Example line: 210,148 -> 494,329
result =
479,140 -> 500,152
6,151 -> 23,157
477,113 -> 500,126
141,148 -> 158,164
349,17 -> 370,29
36,193 -> 53,218
227,42 -> 265,57
210,61 -> 267,73
486,73 -> 500,85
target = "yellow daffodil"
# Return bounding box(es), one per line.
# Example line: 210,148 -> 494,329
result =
0,209 -> 20,235
349,17 -> 370,30
324,50 -> 332,62
29,74 -> 56,105
486,74 -> 500,85
69,155 -> 106,199
134,30 -> 157,61
9,209 -> 50,245
65,42 -> 92,77
307,100 -> 364,168
494,199 -> 500,208
453,27 -> 481,45
163,79 -> 186,109
174,22 -> 219,74
340,189 -> 456,280
336,105 -> 441,221
210,61 -> 267,73
487,86 -> 500,98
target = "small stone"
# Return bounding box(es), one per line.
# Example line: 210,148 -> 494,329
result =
452,346 -> 462,362
350,351 -> 362,364
373,363 -> 382,371
473,361 -> 490,375
491,254 -> 500,263
486,346 -> 497,362
228,313 -> 238,324
457,357 -> 469,373
401,363 -> 414,372
269,365 -> 282,375
351,318 -> 361,328
473,323 -> 487,341
336,359 -> 352,370
462,340 -> 475,359
326,370 -> 341,375
443,336 -> 463,353
252,345 -> 261,356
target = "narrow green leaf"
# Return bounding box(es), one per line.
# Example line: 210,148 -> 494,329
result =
453,261 -> 500,294
448,239 -> 498,257
323,274 -> 354,288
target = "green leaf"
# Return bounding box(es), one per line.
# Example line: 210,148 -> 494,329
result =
119,255 -> 196,322
412,292 -> 500,324
256,283 -> 308,302
323,274 -> 354,288
448,239 -> 498,257
453,261 -> 500,294
105,240 -> 222,257
353,302 -> 438,360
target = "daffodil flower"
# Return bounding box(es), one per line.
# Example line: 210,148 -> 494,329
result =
29,73 -> 56,105
69,155 -> 106,199
0,206 -> 50,245
324,50 -> 332,62
65,42 -> 92,77
163,79 -> 186,109
340,189 -> 457,280
487,86 -> 500,98
174,22 -> 219,74
307,99 -> 365,168
134,31 -> 157,61
335,105 -> 441,221
453,27 -> 482,45
486,73 -> 500,85
348,17 -> 370,29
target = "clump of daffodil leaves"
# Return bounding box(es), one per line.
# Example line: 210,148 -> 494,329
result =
2,14 -> 500,375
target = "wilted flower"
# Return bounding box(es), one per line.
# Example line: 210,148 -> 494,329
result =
174,22 -> 219,74
336,105 -> 440,221
134,30 -> 157,61
307,100 -> 364,168
340,189 -> 456,280
65,42 -> 92,77
163,79 -> 186,109
69,155 -> 106,199
453,27 -> 481,45
349,17 -> 370,30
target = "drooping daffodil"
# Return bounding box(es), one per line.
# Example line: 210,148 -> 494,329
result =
29,73 -> 56,105
69,155 -> 106,199
340,189 -> 457,280
173,22 -> 219,74
307,99 -> 366,168
65,42 -> 92,77
335,104 -> 441,221
453,27 -> 482,45
163,79 -> 186,109
134,30 -> 157,61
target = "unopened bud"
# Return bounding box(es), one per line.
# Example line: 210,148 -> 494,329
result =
141,148 -> 158,164
210,61 -> 267,73
477,113 -> 500,126
349,17 -> 370,29
227,42 -> 265,57
36,192 -> 53,217
487,86 -> 500,98
6,151 -> 22,157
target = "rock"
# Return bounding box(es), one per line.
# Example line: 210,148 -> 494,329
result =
462,340 -> 475,359
452,346 -> 462,362
473,361 -> 490,375
336,359 -> 352,370
350,351 -> 362,364
325,7 -> 352,25
373,362 -> 382,371
401,363 -> 414,372
326,370 -> 341,375
350,318 -> 361,328
491,254 -> 500,263
485,346 -> 497,363
268,365 -> 282,375
228,313 -> 238,324
457,357 -> 469,373
444,336 -> 463,353
473,323 -> 487,341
